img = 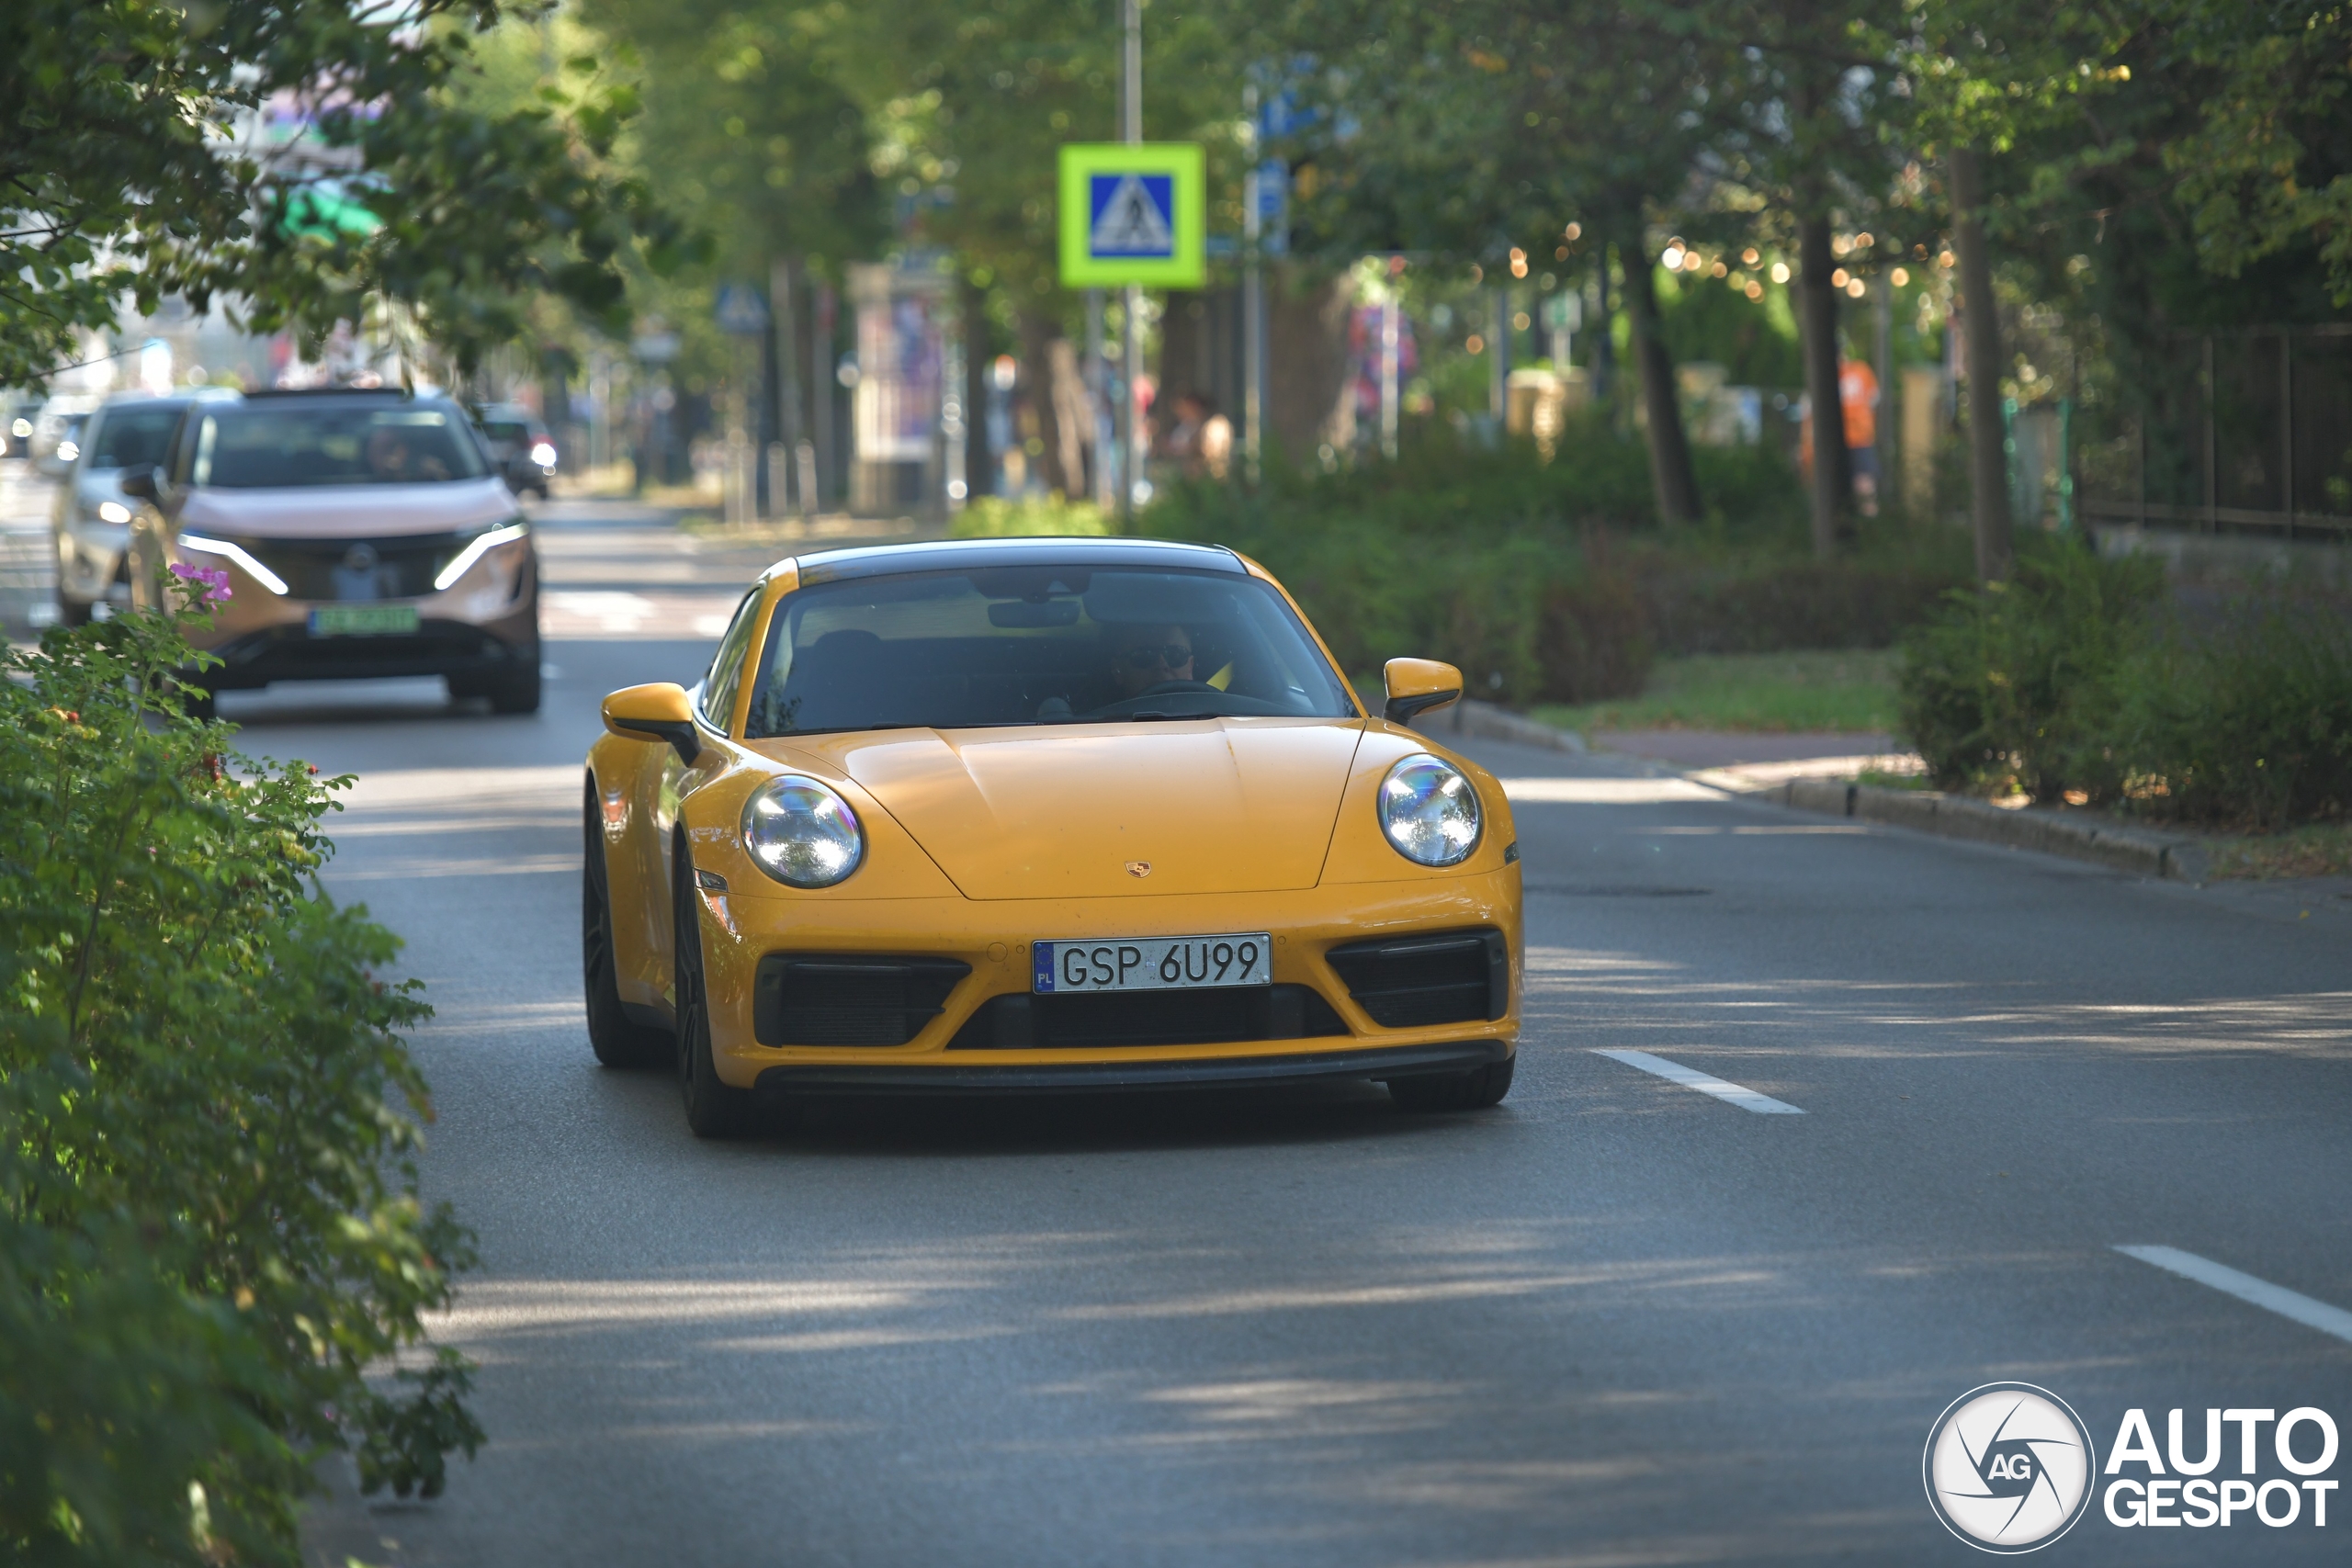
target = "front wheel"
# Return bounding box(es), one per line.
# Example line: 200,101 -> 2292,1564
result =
674,842 -> 756,1139
1386,1054 -> 1515,1112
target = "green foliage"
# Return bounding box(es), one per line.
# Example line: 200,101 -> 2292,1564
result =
0,0 -> 698,383
1897,544 -> 2164,801
949,495 -> 1112,538
0,596 -> 477,1564
1897,545 -> 2352,827
1143,426 -> 1965,706
2116,598 -> 2352,829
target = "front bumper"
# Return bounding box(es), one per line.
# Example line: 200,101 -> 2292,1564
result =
689,874 -> 1523,1090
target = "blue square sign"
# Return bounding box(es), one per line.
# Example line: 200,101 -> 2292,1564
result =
1088,173 -> 1176,259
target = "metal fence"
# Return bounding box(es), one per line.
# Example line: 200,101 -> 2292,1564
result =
2075,325 -> 2352,538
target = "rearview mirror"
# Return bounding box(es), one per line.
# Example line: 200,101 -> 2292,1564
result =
117,464 -> 157,502
1383,658 -> 1463,727
603,682 -> 702,764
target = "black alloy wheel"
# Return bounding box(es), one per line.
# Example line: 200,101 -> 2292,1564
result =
1385,1053 -> 1516,1112
673,835 -> 756,1138
582,782 -> 672,1069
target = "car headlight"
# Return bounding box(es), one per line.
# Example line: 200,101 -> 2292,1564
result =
741,774 -> 865,888
1378,752 -> 1482,867
433,517 -> 530,591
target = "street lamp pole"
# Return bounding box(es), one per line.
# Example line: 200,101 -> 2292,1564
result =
1121,0 -> 1142,523
1242,84 -> 1262,485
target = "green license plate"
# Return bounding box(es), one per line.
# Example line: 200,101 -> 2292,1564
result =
309,604 -> 420,637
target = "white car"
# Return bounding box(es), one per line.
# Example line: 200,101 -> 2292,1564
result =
51,391 -> 236,626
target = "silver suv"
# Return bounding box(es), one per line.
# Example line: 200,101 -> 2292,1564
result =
121,388 -> 541,715
51,390 -> 236,626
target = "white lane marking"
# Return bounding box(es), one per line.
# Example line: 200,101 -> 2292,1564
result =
1589,1049 -> 1806,1113
1500,776 -> 1728,804
2115,1246 -> 2352,1345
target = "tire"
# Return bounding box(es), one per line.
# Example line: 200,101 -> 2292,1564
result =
1386,1054 -> 1515,1112
55,594 -> 94,628
674,840 -> 756,1138
486,659 -> 542,715
582,784 -> 672,1069
178,680 -> 217,723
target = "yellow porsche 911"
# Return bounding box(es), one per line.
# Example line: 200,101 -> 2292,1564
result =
582,536 -> 1522,1136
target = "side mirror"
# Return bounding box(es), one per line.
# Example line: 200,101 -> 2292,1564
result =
603,682 -> 703,765
118,464 -> 158,502
1383,658 -> 1463,727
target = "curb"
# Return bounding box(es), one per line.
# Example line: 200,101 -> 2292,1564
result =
1419,698 -> 1588,753
1775,778 -> 2211,882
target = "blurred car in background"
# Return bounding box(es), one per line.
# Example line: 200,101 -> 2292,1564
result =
119,387 -> 541,715
28,394 -> 99,475
51,389 -> 238,626
473,402 -> 558,498
1,395 -> 38,458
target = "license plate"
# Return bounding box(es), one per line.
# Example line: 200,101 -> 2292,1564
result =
1033,932 -> 1272,995
309,604 -> 419,637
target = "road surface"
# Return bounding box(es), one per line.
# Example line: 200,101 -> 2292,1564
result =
253,499 -> 2350,1565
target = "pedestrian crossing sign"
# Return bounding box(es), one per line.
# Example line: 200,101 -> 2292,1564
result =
1058,142 -> 1204,288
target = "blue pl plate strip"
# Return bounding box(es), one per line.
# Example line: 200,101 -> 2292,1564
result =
1033,943 -> 1056,993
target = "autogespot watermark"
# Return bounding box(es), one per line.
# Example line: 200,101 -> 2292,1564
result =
1925,1386 -> 2340,1551
1925,1383 -> 2098,1552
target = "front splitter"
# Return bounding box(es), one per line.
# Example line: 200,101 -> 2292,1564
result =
752,1040 -> 1510,1098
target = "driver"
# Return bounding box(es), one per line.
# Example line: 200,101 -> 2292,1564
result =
364,425 -> 414,480
1107,622 -> 1195,701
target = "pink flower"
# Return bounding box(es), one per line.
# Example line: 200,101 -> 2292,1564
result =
168,561 -> 232,605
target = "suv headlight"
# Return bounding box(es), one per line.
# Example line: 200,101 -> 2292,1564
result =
1377,752 -> 1482,867
741,774 -> 865,887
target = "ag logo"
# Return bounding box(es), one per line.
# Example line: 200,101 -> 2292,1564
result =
1924,1382 -> 2098,1552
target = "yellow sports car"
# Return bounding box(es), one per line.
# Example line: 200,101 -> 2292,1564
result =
582,537 -> 1522,1136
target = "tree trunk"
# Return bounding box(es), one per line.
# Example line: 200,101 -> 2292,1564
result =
1265,265 -> 1356,466
1618,235 -> 1701,526
1796,212 -> 1847,558
1016,310 -> 1085,500
1950,146 -> 2013,581
960,275 -> 992,502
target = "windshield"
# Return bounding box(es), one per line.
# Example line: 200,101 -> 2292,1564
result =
480,421 -> 530,444
744,565 -> 1358,737
85,405 -> 185,470
191,405 -> 488,487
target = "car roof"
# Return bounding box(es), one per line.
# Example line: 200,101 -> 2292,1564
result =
781,535 -> 1246,588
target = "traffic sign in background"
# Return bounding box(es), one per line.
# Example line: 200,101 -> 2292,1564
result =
1057,142 -> 1205,289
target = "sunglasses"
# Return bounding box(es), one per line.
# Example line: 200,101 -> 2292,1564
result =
1122,643 -> 1193,670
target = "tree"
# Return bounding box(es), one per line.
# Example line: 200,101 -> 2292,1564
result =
1253,0 -> 1717,524
0,0 -> 696,386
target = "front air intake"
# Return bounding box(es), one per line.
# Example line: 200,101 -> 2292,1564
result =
752,955 -> 971,1046
1323,929 -> 1509,1028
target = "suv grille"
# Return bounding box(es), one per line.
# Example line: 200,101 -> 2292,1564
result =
1323,930 -> 1509,1029
753,955 -> 971,1046
948,984 -> 1348,1050
238,532 -> 473,602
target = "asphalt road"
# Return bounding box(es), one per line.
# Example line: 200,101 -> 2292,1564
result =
265,500 -> 2352,1566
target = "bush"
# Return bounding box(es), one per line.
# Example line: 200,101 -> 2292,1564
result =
1896,543 -> 2352,827
1144,430 -> 1966,708
1898,545 -> 2164,801
2118,597 -> 2352,829
0,592 -> 478,1564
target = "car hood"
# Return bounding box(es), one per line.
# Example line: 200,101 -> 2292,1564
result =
178,477 -> 516,538
775,718 -> 1368,899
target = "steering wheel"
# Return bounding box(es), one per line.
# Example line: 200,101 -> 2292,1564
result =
1083,680 -> 1224,719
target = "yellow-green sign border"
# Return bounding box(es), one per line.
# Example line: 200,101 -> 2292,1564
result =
1057,142 -> 1206,289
